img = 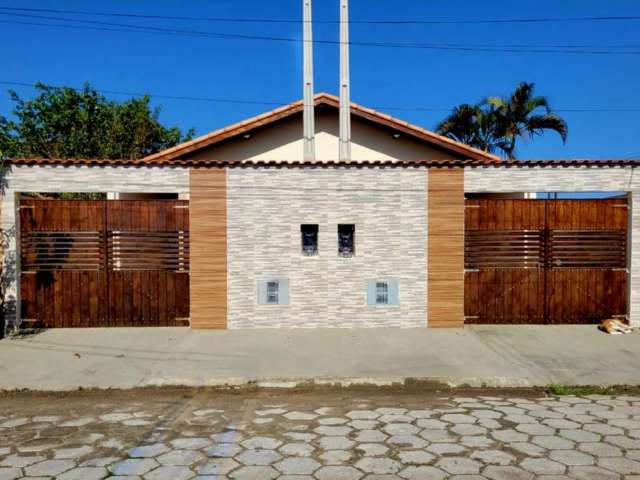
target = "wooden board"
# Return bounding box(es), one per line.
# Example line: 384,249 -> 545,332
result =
189,169 -> 228,329
464,198 -> 628,324
428,169 -> 465,327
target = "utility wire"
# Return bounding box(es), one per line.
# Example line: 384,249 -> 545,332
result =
2,80 -> 640,113
1,13 -> 640,55
1,6 -> 640,25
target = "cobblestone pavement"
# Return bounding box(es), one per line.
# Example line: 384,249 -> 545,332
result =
1,388 -> 640,479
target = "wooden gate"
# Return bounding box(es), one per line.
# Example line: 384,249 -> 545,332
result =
20,199 -> 189,328
465,198 -> 628,324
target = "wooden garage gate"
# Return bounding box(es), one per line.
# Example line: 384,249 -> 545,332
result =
465,198 -> 628,324
20,199 -> 190,328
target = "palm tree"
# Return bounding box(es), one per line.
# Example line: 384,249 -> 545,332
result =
486,82 -> 568,158
436,82 -> 568,159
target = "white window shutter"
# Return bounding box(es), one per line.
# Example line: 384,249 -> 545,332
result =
279,279 -> 290,305
366,280 -> 377,305
257,280 -> 267,305
388,280 -> 400,305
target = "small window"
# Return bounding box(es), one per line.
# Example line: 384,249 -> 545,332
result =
367,279 -> 399,306
266,280 -> 279,304
257,279 -> 289,305
301,224 -> 318,256
338,224 -> 355,257
376,281 -> 389,305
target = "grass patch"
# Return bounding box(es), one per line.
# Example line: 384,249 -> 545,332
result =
547,384 -> 621,396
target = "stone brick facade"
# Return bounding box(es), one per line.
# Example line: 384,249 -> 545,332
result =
226,168 -> 428,328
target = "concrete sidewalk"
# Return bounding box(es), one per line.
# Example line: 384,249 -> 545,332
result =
0,325 -> 638,390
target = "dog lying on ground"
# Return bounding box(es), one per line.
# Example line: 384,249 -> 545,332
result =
599,318 -> 634,334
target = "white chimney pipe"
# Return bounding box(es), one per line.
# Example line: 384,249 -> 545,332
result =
339,0 -> 351,161
303,0 -> 315,161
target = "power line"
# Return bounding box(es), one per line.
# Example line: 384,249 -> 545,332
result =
1,6 -> 640,25
1,13 -> 640,55
2,80 -> 640,113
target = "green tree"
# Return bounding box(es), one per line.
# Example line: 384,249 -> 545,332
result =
0,82 -> 193,160
437,82 -> 568,159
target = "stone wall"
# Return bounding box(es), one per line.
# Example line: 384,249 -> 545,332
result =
0,165 -> 190,332
226,168 -> 428,328
465,166 -> 640,326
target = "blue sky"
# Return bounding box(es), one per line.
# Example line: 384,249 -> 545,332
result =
1,0 -> 639,159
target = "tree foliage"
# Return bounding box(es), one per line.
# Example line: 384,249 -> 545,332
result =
437,82 -> 568,159
0,82 -> 194,160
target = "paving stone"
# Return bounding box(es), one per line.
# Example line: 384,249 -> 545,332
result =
416,419 -> 448,429
319,449 -> 352,465
483,465 -> 533,480
143,466 -> 194,480
440,414 -> 476,424
505,414 -> 537,424
315,465 -> 363,480
397,451 -> 434,465
418,429 -> 455,442
192,408 -> 224,417
383,423 -> 419,435
255,408 -> 287,416
228,465 -> 279,480
427,443 -> 466,455
531,435 -> 575,450
471,409 -> 502,419
379,414 -> 414,423
25,459 -> 76,476
319,436 -> 354,450
356,429 -> 388,442
283,432 -> 316,442
205,443 -> 243,458
347,411 -> 379,420
509,442 -> 546,457
274,457 -> 321,475
491,429 -> 528,443
284,411 -> 317,421
583,423 -> 624,435
0,418 -> 28,428
0,454 -> 45,467
597,457 -> 640,474
100,413 -> 134,422
197,458 -> 240,475
170,438 -> 212,449
349,420 -> 379,430
110,459 -> 159,475
355,457 -> 402,475
0,469 -> 21,480
386,435 -> 428,448
158,449 -> 204,466
558,429 -> 600,442
212,431 -> 243,443
568,465 -> 621,480
470,449 -> 515,465
549,449 -> 595,466
80,456 -> 121,467
520,458 -> 566,475
318,417 -> 349,425
435,457 -> 482,475
544,419 -> 581,429
236,449 -> 282,466
578,442 -> 622,457
279,442 -> 314,456
60,417 -> 95,427
376,408 -> 407,415
241,436 -> 282,450
516,423 -> 555,435
128,444 -> 171,458
407,410 -> 434,419
451,424 -> 487,436
357,443 -> 389,456
398,466 -> 446,480
54,445 -> 94,459
605,435 -> 640,449
315,426 -> 352,436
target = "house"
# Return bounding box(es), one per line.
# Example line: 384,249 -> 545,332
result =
3,93 -> 640,332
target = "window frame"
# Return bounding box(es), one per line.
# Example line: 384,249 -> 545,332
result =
367,279 -> 400,307
300,224 -> 319,256
338,224 -> 356,258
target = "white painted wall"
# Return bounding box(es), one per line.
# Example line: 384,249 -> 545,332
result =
189,110 -> 458,162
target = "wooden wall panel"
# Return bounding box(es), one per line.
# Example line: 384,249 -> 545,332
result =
189,169 -> 228,329
428,169 -> 465,327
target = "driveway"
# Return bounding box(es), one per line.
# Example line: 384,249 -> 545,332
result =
0,325 -> 638,390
